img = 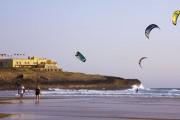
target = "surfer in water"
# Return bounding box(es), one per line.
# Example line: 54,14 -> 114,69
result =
136,88 -> 139,93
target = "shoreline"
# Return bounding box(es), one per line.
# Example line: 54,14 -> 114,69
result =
0,96 -> 180,120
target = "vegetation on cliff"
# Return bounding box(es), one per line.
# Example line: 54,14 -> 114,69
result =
0,68 -> 141,90
0,113 -> 12,118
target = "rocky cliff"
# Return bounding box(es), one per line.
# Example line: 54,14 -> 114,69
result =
0,68 -> 141,90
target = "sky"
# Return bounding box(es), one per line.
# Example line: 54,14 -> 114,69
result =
0,0 -> 180,88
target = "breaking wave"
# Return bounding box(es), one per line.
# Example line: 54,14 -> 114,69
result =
0,84 -> 180,98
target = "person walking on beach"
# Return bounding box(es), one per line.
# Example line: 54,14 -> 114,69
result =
18,84 -> 25,99
35,85 -> 41,101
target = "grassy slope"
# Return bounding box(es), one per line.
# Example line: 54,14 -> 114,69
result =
0,113 -> 12,118
0,68 -> 141,90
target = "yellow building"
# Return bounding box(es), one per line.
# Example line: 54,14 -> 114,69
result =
0,56 -> 59,70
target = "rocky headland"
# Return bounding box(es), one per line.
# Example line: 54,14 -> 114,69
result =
0,68 -> 141,90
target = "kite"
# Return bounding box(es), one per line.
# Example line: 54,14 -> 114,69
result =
145,24 -> 160,39
75,51 -> 86,62
172,10 -> 180,25
139,57 -> 147,68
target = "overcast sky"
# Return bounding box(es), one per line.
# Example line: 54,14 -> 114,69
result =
0,0 -> 180,88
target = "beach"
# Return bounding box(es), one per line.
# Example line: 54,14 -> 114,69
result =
0,95 -> 180,120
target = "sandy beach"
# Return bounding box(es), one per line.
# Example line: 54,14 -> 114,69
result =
0,96 -> 180,120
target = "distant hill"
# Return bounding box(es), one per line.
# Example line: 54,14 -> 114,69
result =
0,68 -> 141,90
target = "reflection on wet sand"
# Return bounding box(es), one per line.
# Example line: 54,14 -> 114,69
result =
0,96 -> 180,120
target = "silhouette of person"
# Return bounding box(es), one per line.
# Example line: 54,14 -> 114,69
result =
35,85 -> 41,101
136,88 -> 139,93
18,84 -> 25,99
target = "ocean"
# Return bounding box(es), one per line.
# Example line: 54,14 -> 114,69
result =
1,85 -> 180,120
0,85 -> 180,98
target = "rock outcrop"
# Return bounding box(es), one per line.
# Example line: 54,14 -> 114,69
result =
0,68 -> 141,90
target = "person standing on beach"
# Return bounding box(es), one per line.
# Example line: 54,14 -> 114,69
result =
35,85 -> 41,101
18,84 -> 25,99
136,88 -> 139,93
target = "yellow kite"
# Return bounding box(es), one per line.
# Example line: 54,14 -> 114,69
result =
172,10 -> 180,25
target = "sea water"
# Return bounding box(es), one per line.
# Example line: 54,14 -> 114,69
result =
0,85 -> 180,98
42,87 -> 180,98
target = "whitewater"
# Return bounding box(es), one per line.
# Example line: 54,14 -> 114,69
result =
0,84 -> 180,98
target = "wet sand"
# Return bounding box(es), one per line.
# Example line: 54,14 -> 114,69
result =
0,96 -> 180,120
